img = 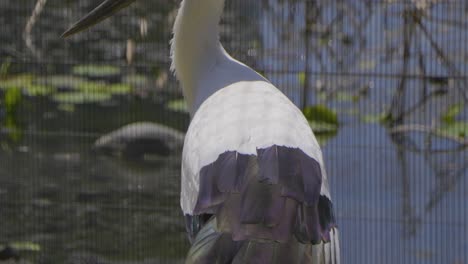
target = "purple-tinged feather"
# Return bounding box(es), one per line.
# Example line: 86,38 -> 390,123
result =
191,145 -> 336,246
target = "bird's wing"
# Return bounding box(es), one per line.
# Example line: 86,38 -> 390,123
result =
182,80 -> 339,263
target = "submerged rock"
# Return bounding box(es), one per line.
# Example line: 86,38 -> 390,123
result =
94,122 -> 185,160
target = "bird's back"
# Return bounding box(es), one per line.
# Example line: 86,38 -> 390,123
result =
182,80 -> 340,263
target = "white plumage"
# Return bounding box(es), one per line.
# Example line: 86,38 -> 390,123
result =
181,80 -> 329,214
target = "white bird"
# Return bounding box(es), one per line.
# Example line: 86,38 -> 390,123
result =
63,0 -> 340,263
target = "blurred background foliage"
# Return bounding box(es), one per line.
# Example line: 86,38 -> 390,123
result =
0,0 -> 466,263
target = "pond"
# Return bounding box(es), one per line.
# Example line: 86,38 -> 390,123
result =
0,0 -> 467,263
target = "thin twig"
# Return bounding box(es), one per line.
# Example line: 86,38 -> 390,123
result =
416,18 -> 468,102
302,0 -> 318,109
23,0 -> 47,59
388,10 -> 414,124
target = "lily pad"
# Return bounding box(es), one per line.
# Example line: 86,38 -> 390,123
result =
75,82 -> 132,95
73,64 -> 120,76
52,92 -> 112,104
166,99 -> 187,112
108,84 -> 132,95
5,87 -> 22,114
123,74 -> 149,87
0,74 -> 34,90
441,103 -> 464,124
0,75 -> 57,96
72,64 -> 121,82
2,88 -> 22,142
35,75 -> 86,91
303,105 -> 338,126
438,121 -> 467,139
9,242 -> 41,252
303,105 -> 339,136
77,81 -> 107,93
0,57 -> 12,78
23,84 -> 54,96
362,112 -> 389,123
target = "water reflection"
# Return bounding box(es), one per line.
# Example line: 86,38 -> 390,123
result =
326,124 -> 466,264
0,133 -> 187,263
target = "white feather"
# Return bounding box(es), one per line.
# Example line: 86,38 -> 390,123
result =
180,80 -> 329,214
333,228 -> 341,264
306,228 -> 340,264
330,230 -> 336,264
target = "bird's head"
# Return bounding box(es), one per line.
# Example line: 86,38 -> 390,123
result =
62,0 -> 136,38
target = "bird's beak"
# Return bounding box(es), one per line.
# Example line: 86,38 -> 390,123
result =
62,0 -> 136,38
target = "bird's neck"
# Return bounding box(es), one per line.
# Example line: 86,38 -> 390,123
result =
171,0 -> 226,115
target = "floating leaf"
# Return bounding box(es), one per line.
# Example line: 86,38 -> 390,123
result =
3,99 -> 22,142
108,84 -> 132,95
77,81 -> 107,93
303,105 -> 339,142
72,64 -> 120,76
52,92 -> 112,104
36,75 -> 86,91
303,105 -> 338,126
0,57 -> 12,78
438,122 -> 467,139
123,74 -> 149,87
5,87 -> 22,114
441,103 -> 464,124
10,242 -> 41,252
2,87 -> 23,142
23,84 -> 54,96
0,74 -> 34,90
166,99 -> 187,112
72,64 -> 121,82
362,112 -> 389,123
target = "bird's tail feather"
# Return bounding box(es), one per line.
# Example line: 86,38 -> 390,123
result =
186,217 -> 340,264
185,146 -> 340,263
308,228 -> 341,264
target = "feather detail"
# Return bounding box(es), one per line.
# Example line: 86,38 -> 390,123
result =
186,218 -> 341,264
180,80 -> 327,215
190,145 -> 335,245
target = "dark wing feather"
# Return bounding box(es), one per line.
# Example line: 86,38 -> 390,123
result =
186,145 -> 339,263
